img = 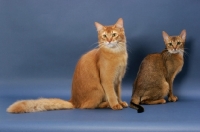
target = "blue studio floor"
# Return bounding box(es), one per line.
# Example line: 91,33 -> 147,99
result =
0,79 -> 200,132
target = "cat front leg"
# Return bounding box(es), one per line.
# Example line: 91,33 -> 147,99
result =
101,81 -> 123,110
167,80 -> 178,102
115,81 -> 128,108
119,102 -> 128,108
168,95 -> 178,102
99,63 -> 123,110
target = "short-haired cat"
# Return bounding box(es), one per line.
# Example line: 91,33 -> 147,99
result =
130,30 -> 186,113
7,18 -> 128,113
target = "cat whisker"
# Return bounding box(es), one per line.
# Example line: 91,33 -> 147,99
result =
94,45 -> 100,50
95,44 -> 104,50
184,51 -> 189,56
126,41 -> 133,53
126,41 -> 131,46
97,42 -> 105,47
88,42 -> 100,49
116,45 -> 123,52
98,43 -> 106,50
118,42 -> 130,52
120,41 -> 132,53
116,43 -> 127,53
182,50 -> 189,57
94,43 -> 105,55
126,40 -> 131,44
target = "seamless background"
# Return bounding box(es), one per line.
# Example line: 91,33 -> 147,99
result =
0,0 -> 199,82
0,0 -> 200,132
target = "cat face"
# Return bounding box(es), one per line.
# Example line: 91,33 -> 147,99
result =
162,30 -> 186,54
95,18 -> 126,52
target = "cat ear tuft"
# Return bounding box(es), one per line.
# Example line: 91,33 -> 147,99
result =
162,31 -> 169,41
180,29 -> 186,40
94,22 -> 104,31
115,18 -> 123,28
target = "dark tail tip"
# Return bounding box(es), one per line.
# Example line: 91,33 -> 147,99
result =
137,107 -> 144,113
130,101 -> 144,113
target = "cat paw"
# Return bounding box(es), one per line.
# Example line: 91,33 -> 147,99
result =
161,99 -> 166,104
111,104 -> 123,110
168,95 -> 178,102
119,101 -> 128,108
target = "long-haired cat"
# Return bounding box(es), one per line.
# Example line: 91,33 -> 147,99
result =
7,18 -> 128,113
130,30 -> 186,113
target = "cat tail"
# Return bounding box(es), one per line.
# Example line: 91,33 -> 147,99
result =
130,101 -> 144,113
7,98 -> 74,113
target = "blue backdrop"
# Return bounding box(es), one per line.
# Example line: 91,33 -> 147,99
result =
0,0 -> 200,132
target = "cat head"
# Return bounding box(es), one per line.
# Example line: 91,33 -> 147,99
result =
162,30 -> 186,54
94,18 -> 126,52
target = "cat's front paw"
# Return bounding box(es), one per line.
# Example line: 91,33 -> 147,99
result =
168,95 -> 178,102
119,101 -> 128,108
111,104 -> 123,110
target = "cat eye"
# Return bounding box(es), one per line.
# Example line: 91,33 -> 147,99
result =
168,43 -> 172,46
177,42 -> 181,45
103,34 -> 107,38
112,33 -> 116,37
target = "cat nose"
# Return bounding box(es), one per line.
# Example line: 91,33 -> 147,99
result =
107,38 -> 112,43
174,46 -> 177,50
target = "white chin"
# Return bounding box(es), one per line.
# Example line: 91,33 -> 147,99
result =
107,44 -> 116,48
106,42 -> 117,48
169,50 -> 180,54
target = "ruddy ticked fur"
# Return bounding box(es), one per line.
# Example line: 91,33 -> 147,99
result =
130,30 -> 186,113
7,18 -> 128,113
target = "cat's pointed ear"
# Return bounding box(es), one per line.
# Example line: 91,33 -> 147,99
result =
180,29 -> 186,41
115,18 -> 123,28
162,31 -> 169,41
95,22 -> 104,31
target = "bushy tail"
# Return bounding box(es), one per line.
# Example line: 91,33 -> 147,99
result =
7,98 -> 74,113
130,101 -> 144,113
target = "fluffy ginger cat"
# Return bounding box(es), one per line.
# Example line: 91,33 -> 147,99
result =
7,18 -> 128,113
130,30 -> 186,113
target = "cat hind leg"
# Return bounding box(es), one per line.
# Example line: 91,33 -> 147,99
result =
97,101 -> 110,108
141,98 -> 166,104
79,89 -> 105,109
